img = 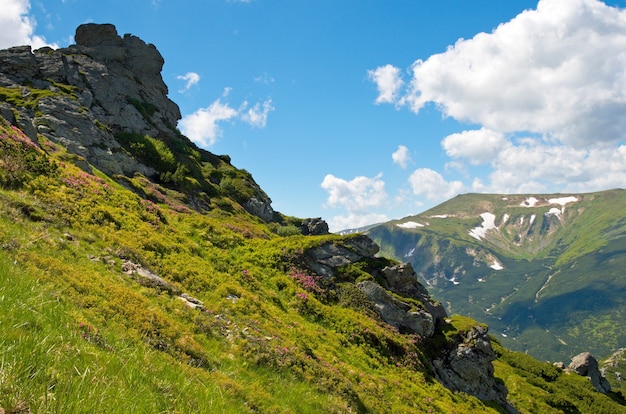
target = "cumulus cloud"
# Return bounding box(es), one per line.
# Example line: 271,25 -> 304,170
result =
372,0 -> 626,147
368,0 -> 626,211
442,128 -> 508,165
320,172 -> 389,232
179,89 -> 273,147
408,168 -> 465,202
0,0 -> 55,49
321,173 -> 388,214
178,98 -> 238,147
367,64 -> 404,104
480,139 -> 626,194
326,212 -> 390,234
177,72 -> 200,93
241,99 -> 274,128
392,145 -> 411,169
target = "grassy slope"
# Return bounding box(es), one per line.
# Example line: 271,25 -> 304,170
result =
1,118 -> 625,413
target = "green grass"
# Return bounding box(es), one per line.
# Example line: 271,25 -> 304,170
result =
1,109 -> 625,412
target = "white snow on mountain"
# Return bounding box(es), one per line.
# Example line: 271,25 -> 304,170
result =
548,196 -> 578,206
396,221 -> 424,229
468,212 -> 497,241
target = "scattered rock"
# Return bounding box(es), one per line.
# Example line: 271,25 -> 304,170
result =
122,260 -> 180,295
568,352 -> 612,393
178,293 -> 206,311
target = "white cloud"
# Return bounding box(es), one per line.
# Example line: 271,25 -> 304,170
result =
241,99 -> 274,128
326,212 -> 390,233
178,97 -> 238,147
367,64 -> 404,104
0,0 -> 56,49
177,72 -> 200,93
321,173 -> 387,214
408,168 -> 465,202
442,128 -> 508,165
481,139 -> 626,194
179,89 -> 273,147
373,0 -> 626,147
392,145 -> 411,169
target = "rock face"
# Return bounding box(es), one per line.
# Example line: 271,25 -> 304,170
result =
432,325 -> 510,406
303,235 -> 506,406
377,262 -> 448,322
305,234 -> 379,277
299,218 -> 329,235
0,24 -> 178,176
0,23 -> 277,222
568,352 -> 612,393
357,280 -> 435,336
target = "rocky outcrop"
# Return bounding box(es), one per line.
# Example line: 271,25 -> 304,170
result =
0,23 -> 278,222
378,262 -> 448,322
299,218 -> 329,235
243,195 -> 275,222
432,325 -> 511,408
304,234 -> 379,277
568,352 -> 612,393
357,280 -> 435,336
0,23 -> 178,177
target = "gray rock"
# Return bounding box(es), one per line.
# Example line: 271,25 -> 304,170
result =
356,280 -> 435,336
300,218 -> 329,235
305,235 -> 379,277
122,260 -> 180,295
568,352 -> 612,393
243,195 -> 275,222
432,325 -> 510,405
379,262 -> 448,322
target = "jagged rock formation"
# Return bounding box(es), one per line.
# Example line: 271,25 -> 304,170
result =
356,280 -> 436,336
304,234 -> 380,277
432,325 -> 511,408
304,235 -> 509,404
569,352 -> 612,393
299,217 -> 329,235
0,23 -> 275,221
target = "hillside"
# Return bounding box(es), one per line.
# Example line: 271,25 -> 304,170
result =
1,23 -> 625,413
367,191 -> 626,362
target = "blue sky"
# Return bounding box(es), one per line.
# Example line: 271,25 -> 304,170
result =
3,0 -> 626,231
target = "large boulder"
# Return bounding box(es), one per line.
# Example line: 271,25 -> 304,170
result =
356,280 -> 435,336
568,352 -> 612,393
305,234 -> 379,277
378,262 -> 448,322
432,325 -> 510,405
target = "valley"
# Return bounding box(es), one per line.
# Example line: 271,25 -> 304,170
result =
368,191 -> 626,362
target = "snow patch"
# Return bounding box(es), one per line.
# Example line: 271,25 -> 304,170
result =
549,196 -> 577,206
519,216 -> 524,225
501,214 -> 510,225
530,214 -> 536,225
430,214 -> 449,218
468,212 -> 497,241
490,260 -> 504,271
397,221 -> 424,229
546,207 -> 562,216
404,248 -> 416,258
521,197 -> 539,207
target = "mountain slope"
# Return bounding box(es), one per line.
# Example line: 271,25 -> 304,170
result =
1,24 -> 625,413
367,191 -> 626,362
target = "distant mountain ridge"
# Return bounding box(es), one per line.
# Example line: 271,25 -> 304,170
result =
367,189 -> 626,362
